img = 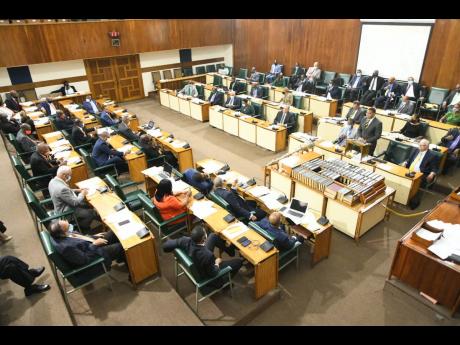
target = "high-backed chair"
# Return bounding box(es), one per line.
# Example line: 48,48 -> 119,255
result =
381,141 -> 415,165
315,71 -> 337,95
416,87 -> 449,120
293,95 -> 303,109
104,174 -> 147,212
252,102 -> 264,119
12,155 -> 51,196
163,70 -> 173,80
282,76 -> 291,88
206,65 -> 216,73
8,133 -> 35,164
213,75 -> 223,87
238,68 -> 248,79
62,129 -> 92,151
258,73 -> 266,85
338,73 -> 351,86
131,142 -> 165,168
182,67 -> 193,77
260,86 -> 270,100
195,66 -> 206,75
208,192 -> 246,222
195,84 -> 205,99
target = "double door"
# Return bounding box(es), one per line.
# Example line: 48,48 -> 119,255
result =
84,54 -> 144,102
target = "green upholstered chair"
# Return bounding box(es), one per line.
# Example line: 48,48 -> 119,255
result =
195,66 -> 206,75
248,221 -> 300,271
260,86 -> 270,100
282,76 -> 291,88
213,75 -> 223,87
138,193 -> 188,244
40,230 -> 112,311
206,65 -> 216,73
62,129 -> 92,151
258,72 -> 266,84
8,133 -> 35,163
315,71 -> 337,95
252,102 -> 264,119
195,84 -> 205,99
12,155 -> 52,195
182,67 -> 193,77
79,148 -> 118,179
208,191 -> 246,222
416,87 -> 449,120
23,186 -> 78,232
225,66 -> 233,76
382,141 -> 415,165
238,68 -> 248,79
104,174 -> 147,212
337,73 -> 351,86
293,95 -> 303,109
173,248 -> 233,312
131,142 -> 165,168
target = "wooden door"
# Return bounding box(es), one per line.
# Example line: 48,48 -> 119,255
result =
85,54 -> 144,102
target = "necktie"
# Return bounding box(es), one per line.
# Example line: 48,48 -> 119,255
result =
230,97 -> 234,106
409,152 -> 423,172
280,112 -> 287,124
370,77 -> 376,91
69,233 -> 95,243
364,119 -> 370,128
449,135 -> 460,151
211,93 -> 216,102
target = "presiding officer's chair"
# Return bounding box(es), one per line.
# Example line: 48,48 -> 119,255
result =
173,248 -> 233,313
379,140 -> 415,165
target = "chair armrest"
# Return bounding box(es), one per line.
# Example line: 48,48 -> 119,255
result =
62,257 -> 106,279
17,151 -> 35,157
94,164 -> 117,173
197,266 -> 232,288
120,181 -> 139,190
159,212 -> 189,226
74,143 -> 92,151
39,198 -> 53,205
26,174 -> 53,183
39,209 -> 75,223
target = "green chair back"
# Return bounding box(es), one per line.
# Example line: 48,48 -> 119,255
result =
338,73 -> 351,86
105,174 -> 126,201
261,86 -> 269,99
258,73 -> 266,84
238,68 -> 248,79
174,248 -> 204,283
195,66 -> 206,75
195,84 -> 204,99
322,71 -> 336,84
24,186 -> 49,220
252,103 -> 263,119
183,67 -> 193,77
79,148 -> 97,171
282,76 -> 290,88
429,149 -> 443,175
384,141 -> 415,165
206,65 -> 216,73
293,95 -> 303,109
8,133 -> 23,153
427,87 -> 449,105
248,221 -> 276,242
12,155 -> 31,181
213,75 -> 223,87
419,121 -> 429,137
209,191 -> 229,210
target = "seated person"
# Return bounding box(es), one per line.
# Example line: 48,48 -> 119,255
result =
19,111 -> 36,135
39,97 -> 58,116
255,212 -> 304,251
247,67 -> 260,83
5,90 -> 22,112
224,91 -> 242,110
48,166 -> 101,233
294,74 -> 308,93
229,80 -> 246,94
82,95 -> 101,114
344,69 -> 366,101
178,81 -> 198,98
100,107 -> 120,127
402,77 -> 421,102
374,76 -> 402,109
239,99 -> 255,116
289,62 -> 303,88
403,139 -> 438,209
279,87 -> 293,106
441,83 -> 460,113
395,95 -> 415,115
0,114 -> 20,135
305,62 -> 321,92
163,225 -> 243,293
72,119 -> 97,146
49,220 -> 125,273
218,66 -> 229,76
360,70 -> 385,106
346,101 -> 365,124
0,99 -> 16,119
0,255 -> 50,297
213,177 -> 266,222
138,134 -> 178,168
92,131 -> 129,173
439,128 -> 460,173
325,78 -> 341,99
266,59 -> 282,83
117,114 -> 139,142
208,86 -> 224,106
397,115 -> 424,139
439,103 -> 460,126
183,168 -> 213,195
52,80 -> 77,96
30,143 -> 64,197
274,105 -> 296,134
334,117 -> 358,147
16,123 -> 38,153
270,72 -> 284,87
55,110 -> 74,131
249,82 -> 263,98
153,179 -> 191,225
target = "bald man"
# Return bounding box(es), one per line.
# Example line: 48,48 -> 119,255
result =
92,131 -> 129,172
255,212 -> 304,251
374,76 -> 402,109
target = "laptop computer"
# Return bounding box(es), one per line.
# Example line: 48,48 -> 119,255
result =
283,198 -> 308,223
158,162 -> 173,180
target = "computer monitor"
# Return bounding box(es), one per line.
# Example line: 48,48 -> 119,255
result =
290,198 -> 308,214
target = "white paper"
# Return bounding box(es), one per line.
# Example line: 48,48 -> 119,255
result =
20,101 -> 34,107
146,128 -> 163,138
260,194 -> 284,210
27,111 -> 44,118
171,179 -> 191,195
222,223 -> 249,239
105,208 -> 133,224
142,166 -> 164,177
319,140 -> 334,148
116,221 -> 145,240
117,144 -> 134,154
416,228 -> 442,241
201,161 -> 225,174
34,118 -> 50,125
23,106 -> 38,112
49,139 -> 70,149
113,109 -> 124,114
67,156 -> 82,165
171,140 -> 187,149
279,155 -> 301,168
190,200 -> 217,219
248,185 -> 271,198
428,237 -> 453,260
300,211 -> 322,231
97,127 -> 114,135
54,150 -> 72,160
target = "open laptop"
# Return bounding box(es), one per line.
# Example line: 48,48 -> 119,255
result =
282,198 -> 308,223
158,162 -> 173,180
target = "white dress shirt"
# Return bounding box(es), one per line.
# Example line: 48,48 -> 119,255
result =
369,77 -> 378,91
450,92 -> 460,106
352,76 -> 361,88
65,87 -> 75,95
405,84 -> 415,98
49,102 -> 57,115
411,150 -> 427,173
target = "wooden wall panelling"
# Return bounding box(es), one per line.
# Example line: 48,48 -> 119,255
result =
113,54 -> 144,101
84,58 -> 119,101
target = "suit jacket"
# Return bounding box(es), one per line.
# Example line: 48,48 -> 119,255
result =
5,97 -> 22,112
100,111 -> 118,127
179,84 -> 198,97
0,118 -> 20,135
52,85 -> 77,96
163,236 -> 219,281
118,122 -> 139,142
255,218 -> 296,251
215,187 -> 252,219
30,151 -> 59,178
239,104 -> 255,116
326,86 -> 341,99
280,93 -> 293,106
396,101 -> 415,115
39,101 -> 57,116
357,117 -> 382,145
402,83 -> 421,99
292,66 -> 303,76
274,111 -> 296,132
380,82 -> 402,98
348,74 -> 366,90
249,86 -> 263,98
405,149 -> 438,176
230,81 -> 245,94
16,131 -> 37,152
444,90 -> 460,106
183,168 -> 213,195
92,138 -> 123,167
48,177 -> 86,213
55,117 -> 74,131
363,76 -> 384,92
346,107 -> 366,124
139,141 -> 161,160
441,128 -> 460,149
294,79 -> 308,92
225,96 -> 242,109
208,91 -> 224,106
82,100 -> 100,114
72,125 -> 93,146
249,72 -> 260,83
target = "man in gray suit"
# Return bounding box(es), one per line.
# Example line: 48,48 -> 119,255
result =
357,107 -> 382,156
48,166 -> 100,234
395,96 -> 415,115
274,105 -> 296,134
117,114 -> 139,142
346,101 -> 366,124
16,123 -> 38,153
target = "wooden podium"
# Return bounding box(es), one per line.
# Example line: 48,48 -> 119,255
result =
344,139 -> 371,160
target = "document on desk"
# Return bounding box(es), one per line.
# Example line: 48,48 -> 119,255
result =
20,101 -> 34,107
416,228 -> 442,242
34,118 -> 50,126
116,220 -> 145,241
117,144 -> 134,154
222,223 -> 249,240
190,200 -> 217,219
171,140 -> 187,149
248,185 -> 271,198
428,237 -> 454,260
260,193 -> 284,211
142,166 -> 164,179
146,128 -> 163,138
54,150 -> 72,160
171,179 -> 191,194
66,156 -> 82,166
113,109 -> 124,114
51,146 -> 71,155
105,208 -> 132,224
49,139 -> 70,149
97,127 -> 114,135
23,106 -> 38,112
202,161 -> 225,174
28,111 -> 45,118
301,211 -> 322,231
64,104 -> 79,111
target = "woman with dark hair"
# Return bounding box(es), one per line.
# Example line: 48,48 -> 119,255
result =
139,134 -> 179,168
153,179 -> 191,224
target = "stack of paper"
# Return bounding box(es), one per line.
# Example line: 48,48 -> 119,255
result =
23,106 -> 38,112
142,166 -> 164,177
248,185 -> 270,198
116,220 -> 145,240
171,179 -> 190,194
319,140 -> 334,148
49,139 -> 70,149
202,161 -> 225,174
301,211 -> 322,231
171,140 -> 187,149
190,200 -> 217,219
97,127 -> 114,135
67,156 -> 82,165
260,193 -> 284,211
146,129 -> 163,138
416,228 -> 442,241
20,101 -> 34,107
105,208 -> 132,224
54,150 -> 72,160
34,118 -> 50,125
117,144 -> 134,154
222,223 -> 249,240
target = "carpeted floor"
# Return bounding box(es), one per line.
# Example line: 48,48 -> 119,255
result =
1,95 -> 459,325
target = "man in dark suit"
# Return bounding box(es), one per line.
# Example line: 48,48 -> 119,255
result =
441,83 -> 460,113
49,219 -> 125,271
255,212 -> 303,251
55,110 -> 74,131
213,177 -> 266,222
374,77 -> 402,109
439,128 -> 460,173
117,114 -> 139,142
138,134 -> 178,169
0,255 -> 50,297
249,82 -> 263,98
294,74 -> 308,93
92,131 -> 128,172
344,69 -> 366,101
292,62 -> 303,77
224,91 -> 242,110
395,96 -> 415,115
183,168 -> 213,195
5,91 -> 22,112
30,143 -> 63,196
357,107 -> 382,156
346,101 -> 366,124
274,105 -> 296,134
360,70 -> 385,106
401,77 -> 421,102
247,67 -> 259,83
39,97 -> 58,116
229,80 -> 246,94
208,86 -> 224,106
325,78 -> 341,99
0,114 -> 20,135
52,81 -> 77,96
71,119 -> 97,147
163,225 -> 243,293
239,99 -> 255,116
403,139 -> 438,209
100,107 -> 119,127
82,95 -> 101,114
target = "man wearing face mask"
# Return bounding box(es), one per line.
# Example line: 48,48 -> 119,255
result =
401,77 -> 421,102
344,69 -> 366,101
71,119 -> 97,147
92,131 -> 129,173
289,62 -> 302,88
225,91 -> 242,110
82,95 -> 101,115
395,96 -> 415,115
5,90 -> 22,112
305,62 -> 321,93
249,82 -> 263,98
118,114 -> 139,142
16,123 -> 39,155
39,97 -> 58,116
247,67 -> 260,83
326,78 -> 341,100
48,166 -> 101,233
360,70 -> 384,106
294,74 -> 308,93
279,87 -> 293,106
374,77 -> 402,109
441,83 -> 460,113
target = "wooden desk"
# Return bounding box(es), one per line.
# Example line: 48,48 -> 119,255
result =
256,122 -> 287,152
96,98 -> 140,131
190,100 -> 210,122
309,96 -> 338,118
168,93 -> 180,112
42,131 -> 88,188
30,91 -> 92,109
60,100 -> 99,129
76,177 -> 159,286
209,105 -> 224,129
156,74 -> 206,91
239,117 -> 263,144
107,134 -> 147,183
205,73 -> 233,88
316,120 -> 344,143
178,95 -> 191,116
264,102 -> 313,133
222,110 -> 239,136
389,196 -> 460,316
22,109 -> 52,140
159,89 -> 170,107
